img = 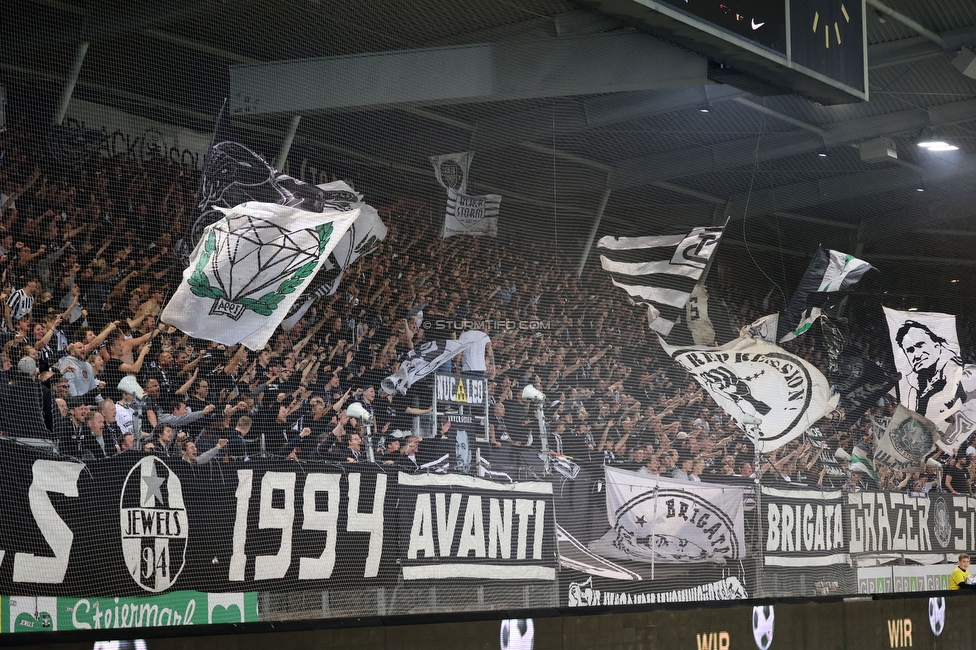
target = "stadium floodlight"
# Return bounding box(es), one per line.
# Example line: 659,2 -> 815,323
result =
346,402 -> 372,424
918,141 -> 959,152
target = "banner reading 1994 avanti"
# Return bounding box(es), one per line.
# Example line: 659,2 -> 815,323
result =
0,443 -> 557,600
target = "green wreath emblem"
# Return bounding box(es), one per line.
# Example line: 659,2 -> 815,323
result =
188,221 -> 333,317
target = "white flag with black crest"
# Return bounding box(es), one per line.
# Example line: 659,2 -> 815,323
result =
430,151 -> 473,193
872,405 -> 940,471
660,335 -> 838,453
599,226 -> 723,336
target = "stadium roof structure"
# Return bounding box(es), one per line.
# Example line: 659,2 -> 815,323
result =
3,0 -> 976,310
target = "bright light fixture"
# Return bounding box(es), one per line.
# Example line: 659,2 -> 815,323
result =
908,307 -> 919,312
918,141 -> 959,151
950,279 -> 960,283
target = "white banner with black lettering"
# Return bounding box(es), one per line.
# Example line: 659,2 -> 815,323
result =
660,335 -> 839,453
442,189 -> 500,238
593,467 -> 746,564
430,151 -> 473,193
397,472 -> 556,581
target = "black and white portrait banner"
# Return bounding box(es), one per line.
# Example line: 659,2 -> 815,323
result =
660,336 -> 839,453
761,485 -> 848,567
595,467 -> 746,564
872,405 -> 940,472
396,473 -> 556,581
883,307 -> 964,427
430,151 -> 473,193
442,190 -> 500,238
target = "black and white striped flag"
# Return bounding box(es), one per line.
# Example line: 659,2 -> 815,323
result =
598,226 -> 724,336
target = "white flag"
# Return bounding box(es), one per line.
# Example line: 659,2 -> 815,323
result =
600,467 -> 746,563
740,313 -> 779,343
940,365 -> 976,454
660,335 -> 839,453
686,283 -> 715,345
442,189 -> 500,238
883,307 -> 964,427
430,151 -> 473,193
163,202 -> 358,350
280,184 -> 387,331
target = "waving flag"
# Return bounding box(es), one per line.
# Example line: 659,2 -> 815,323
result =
163,202 -> 359,350
660,335 -> 838,453
598,226 -> 724,336
779,247 -> 873,342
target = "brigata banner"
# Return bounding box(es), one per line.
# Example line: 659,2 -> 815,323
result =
0,444 -> 397,597
397,473 -> 557,581
1,591 -> 258,633
761,485 -> 848,567
592,468 -> 746,564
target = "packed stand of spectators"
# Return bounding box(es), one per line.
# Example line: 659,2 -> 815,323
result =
0,124 -> 973,496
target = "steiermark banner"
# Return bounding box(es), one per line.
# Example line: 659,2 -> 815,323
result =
1,590 -> 258,633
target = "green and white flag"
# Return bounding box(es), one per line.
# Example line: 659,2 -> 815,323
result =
163,202 -> 359,350
779,248 -> 873,342
850,444 -> 878,481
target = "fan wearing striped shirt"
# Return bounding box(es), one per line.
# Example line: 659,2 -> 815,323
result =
4,277 -> 41,331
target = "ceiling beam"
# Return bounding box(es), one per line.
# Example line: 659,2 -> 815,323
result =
228,32 -> 706,115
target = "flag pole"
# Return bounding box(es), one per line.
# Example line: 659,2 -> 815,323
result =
651,484 -> 657,581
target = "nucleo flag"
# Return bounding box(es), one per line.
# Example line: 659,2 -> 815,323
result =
779,247 -> 873,342
442,189 -> 500,238
598,226 -> 724,336
660,336 -> 838,453
163,202 -> 359,350
883,307 -> 964,427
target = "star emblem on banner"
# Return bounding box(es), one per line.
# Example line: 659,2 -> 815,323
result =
142,466 -> 165,506
635,515 -> 646,528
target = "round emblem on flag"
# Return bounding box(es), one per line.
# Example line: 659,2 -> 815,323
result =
611,489 -> 741,563
120,456 -> 188,592
666,339 -> 836,452
933,497 -> 952,548
889,417 -> 933,462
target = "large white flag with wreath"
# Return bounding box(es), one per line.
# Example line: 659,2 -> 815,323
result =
163,202 -> 359,350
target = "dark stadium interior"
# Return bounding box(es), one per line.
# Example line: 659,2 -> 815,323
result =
2,0 -> 976,647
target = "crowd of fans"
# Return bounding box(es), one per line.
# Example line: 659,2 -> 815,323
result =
0,123 -> 973,497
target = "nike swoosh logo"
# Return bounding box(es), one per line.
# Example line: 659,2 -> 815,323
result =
751,19 -> 765,29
